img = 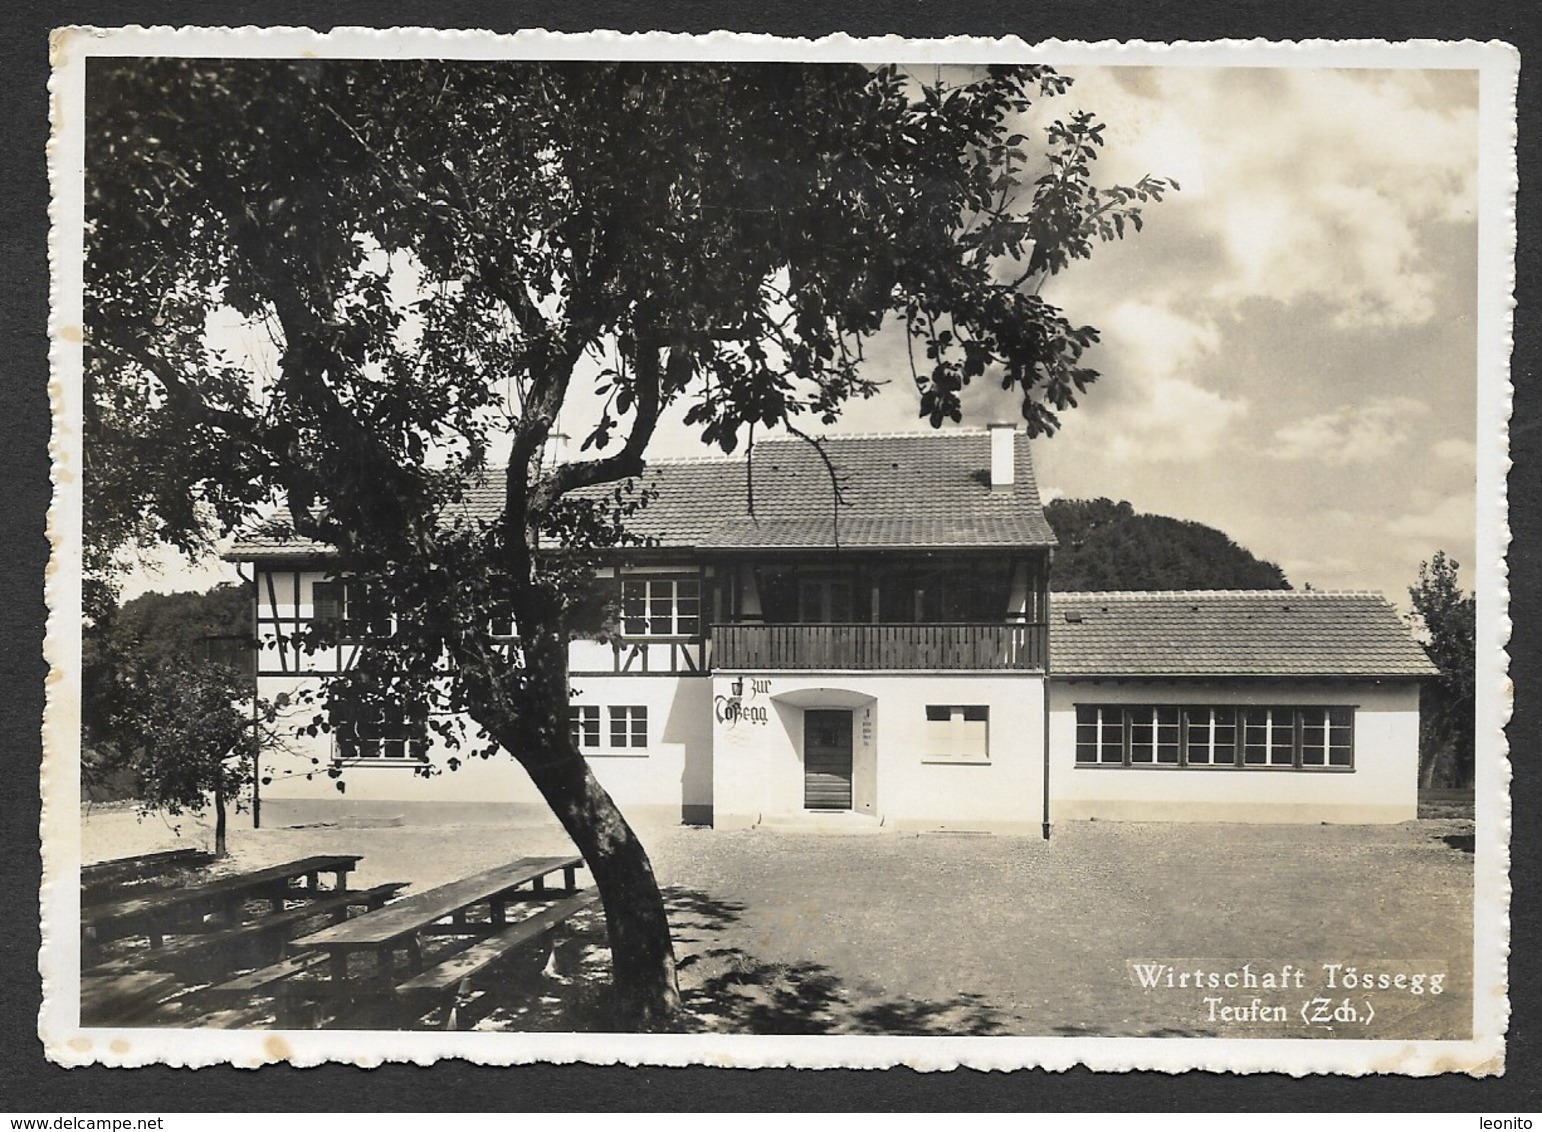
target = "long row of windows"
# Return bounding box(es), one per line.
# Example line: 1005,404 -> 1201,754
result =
1075,705 -> 1354,770
311,571 -> 1030,644
312,579 -> 703,641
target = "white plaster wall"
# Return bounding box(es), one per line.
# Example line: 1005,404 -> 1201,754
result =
570,674 -> 714,819
1047,680 -> 1421,824
711,671 -> 1045,831
255,669 -> 713,823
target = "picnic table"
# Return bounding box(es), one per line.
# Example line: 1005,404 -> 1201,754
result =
206,855 -> 598,1029
82,848 -> 217,888
81,854 -> 362,958
293,855 -> 583,982
81,848 -> 220,907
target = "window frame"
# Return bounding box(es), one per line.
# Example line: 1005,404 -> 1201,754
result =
607,705 -> 649,752
1074,704 -> 1355,771
569,705 -> 601,750
620,576 -> 702,639
922,704 -> 991,765
333,701 -> 429,766
314,578 -> 395,641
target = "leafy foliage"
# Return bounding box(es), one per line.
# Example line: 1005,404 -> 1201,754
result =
1046,498 -> 1290,591
82,584 -> 253,803
111,659 -> 255,819
1408,551 -> 1476,788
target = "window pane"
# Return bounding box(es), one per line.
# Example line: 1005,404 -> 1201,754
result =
1243,709 -> 1268,764
631,708 -> 647,747
1099,711 -> 1123,763
1156,707 -> 1180,763
1129,708 -> 1155,763
1269,708 -> 1295,765
1075,706 -> 1099,763
956,713 -> 988,759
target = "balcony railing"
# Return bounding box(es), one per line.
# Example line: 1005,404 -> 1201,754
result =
712,622 -> 1048,672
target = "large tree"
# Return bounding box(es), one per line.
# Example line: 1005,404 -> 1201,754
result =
84,59 -> 1171,1025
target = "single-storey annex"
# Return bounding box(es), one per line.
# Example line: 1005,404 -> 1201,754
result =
228,426 -> 1437,831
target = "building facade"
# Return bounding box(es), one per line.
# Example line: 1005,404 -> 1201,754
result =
231,428 -> 1436,830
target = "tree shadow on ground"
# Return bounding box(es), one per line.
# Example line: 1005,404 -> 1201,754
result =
182,884 -> 1020,1035
665,886 -> 1011,1036
1441,832 -> 1475,854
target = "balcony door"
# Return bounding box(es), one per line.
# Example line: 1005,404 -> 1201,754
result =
798,576 -> 853,623
804,709 -> 854,811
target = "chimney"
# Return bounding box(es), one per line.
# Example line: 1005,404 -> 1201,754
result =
989,422 -> 1016,489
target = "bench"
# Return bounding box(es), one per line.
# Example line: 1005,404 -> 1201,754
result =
295,855 -> 583,981
88,883 -> 408,974
82,854 -> 362,957
81,849 -> 218,906
82,848 -> 216,885
395,890 -> 601,1029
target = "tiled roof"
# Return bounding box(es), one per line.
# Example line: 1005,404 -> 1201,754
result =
226,430 -> 1057,557
1049,590 -> 1439,678
603,431 -> 1057,550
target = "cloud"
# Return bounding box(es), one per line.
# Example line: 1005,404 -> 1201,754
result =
1270,396 -> 1430,465
1104,377 -> 1248,462
1433,437 -> 1478,467
1383,492 -> 1477,548
1080,301 -> 1247,462
1062,66 -> 1478,330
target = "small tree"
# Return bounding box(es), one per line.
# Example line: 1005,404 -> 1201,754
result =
1408,551 -> 1477,789
110,657 -> 257,856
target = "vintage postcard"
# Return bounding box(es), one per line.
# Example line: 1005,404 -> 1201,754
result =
42,28 -> 1515,1074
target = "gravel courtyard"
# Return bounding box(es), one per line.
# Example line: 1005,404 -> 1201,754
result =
77,804 -> 1475,1038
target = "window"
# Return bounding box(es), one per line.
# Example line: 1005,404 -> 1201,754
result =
1075,704 -> 1125,765
1301,706 -> 1354,767
1074,704 -> 1354,770
924,705 -> 989,762
313,579 -> 393,639
621,578 -> 701,637
1184,707 -> 1237,766
609,706 -> 648,749
335,701 -> 428,763
569,705 -> 600,749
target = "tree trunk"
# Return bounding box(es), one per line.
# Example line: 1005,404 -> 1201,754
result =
213,779 -> 229,859
466,626 -> 681,1029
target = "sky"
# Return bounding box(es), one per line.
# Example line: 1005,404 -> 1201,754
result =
121,62 -> 1483,610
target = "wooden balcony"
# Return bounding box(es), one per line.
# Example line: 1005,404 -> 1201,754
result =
712,622 -> 1048,672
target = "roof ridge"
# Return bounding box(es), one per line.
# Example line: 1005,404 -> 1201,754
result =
634,428 -> 1020,468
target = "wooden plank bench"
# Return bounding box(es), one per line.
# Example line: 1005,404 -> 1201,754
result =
81,849 -> 219,906
82,854 -> 362,958
394,890 -> 601,1030
82,848 -> 216,885
88,883 -> 408,974
294,856 -> 583,982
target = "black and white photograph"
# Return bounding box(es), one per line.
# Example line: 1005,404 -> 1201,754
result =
42,28 -> 1513,1074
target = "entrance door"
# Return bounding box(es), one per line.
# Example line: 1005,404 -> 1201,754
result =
804,709 -> 854,810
